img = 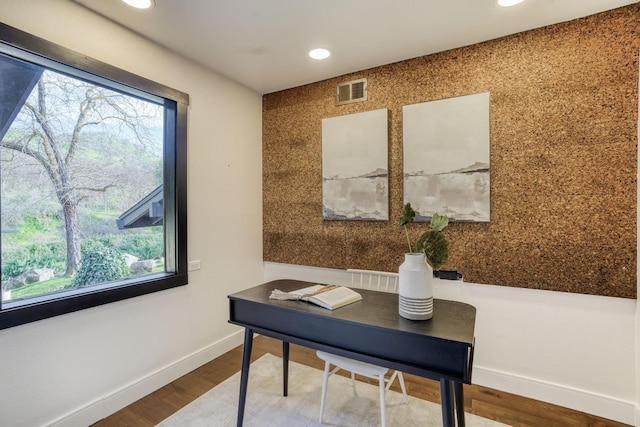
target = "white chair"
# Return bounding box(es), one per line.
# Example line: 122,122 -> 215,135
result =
347,268 -> 400,293
317,269 -> 408,427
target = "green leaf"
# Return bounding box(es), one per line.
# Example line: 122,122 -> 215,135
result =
416,230 -> 449,270
399,203 -> 416,226
429,212 -> 449,232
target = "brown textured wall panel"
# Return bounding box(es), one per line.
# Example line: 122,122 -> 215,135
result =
263,5 -> 639,298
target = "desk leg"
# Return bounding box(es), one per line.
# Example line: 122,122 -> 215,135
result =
440,379 -> 455,427
237,328 -> 253,427
454,381 -> 465,427
282,341 -> 289,396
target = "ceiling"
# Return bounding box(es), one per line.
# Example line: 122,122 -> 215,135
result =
73,0 -> 638,94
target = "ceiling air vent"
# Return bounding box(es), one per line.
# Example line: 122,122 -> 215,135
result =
336,78 -> 367,105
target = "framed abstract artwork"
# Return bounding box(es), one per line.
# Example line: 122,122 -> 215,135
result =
322,108 -> 389,220
403,92 -> 490,222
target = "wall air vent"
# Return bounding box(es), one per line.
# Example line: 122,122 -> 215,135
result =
336,78 -> 367,105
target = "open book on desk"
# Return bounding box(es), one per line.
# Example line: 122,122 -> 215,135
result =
290,284 -> 362,310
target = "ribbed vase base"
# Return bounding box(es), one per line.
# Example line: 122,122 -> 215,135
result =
399,296 -> 433,320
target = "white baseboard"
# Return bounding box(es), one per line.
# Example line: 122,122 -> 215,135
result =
48,330 -> 245,427
473,365 -> 636,426
44,328 -> 635,427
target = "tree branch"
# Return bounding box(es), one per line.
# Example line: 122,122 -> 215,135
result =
0,140 -> 61,189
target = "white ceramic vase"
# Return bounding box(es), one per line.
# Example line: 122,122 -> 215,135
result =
398,253 -> 433,320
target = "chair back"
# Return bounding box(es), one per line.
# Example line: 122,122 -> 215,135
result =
347,269 -> 399,294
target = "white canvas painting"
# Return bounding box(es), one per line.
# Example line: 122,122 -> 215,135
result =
322,109 -> 388,220
403,92 -> 490,222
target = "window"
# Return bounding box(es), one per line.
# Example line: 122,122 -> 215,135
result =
0,23 -> 188,329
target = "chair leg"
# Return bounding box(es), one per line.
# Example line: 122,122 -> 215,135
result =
378,374 -> 386,427
351,371 -> 357,395
385,370 -> 397,391
385,371 -> 409,404
319,362 -> 331,423
397,372 -> 408,404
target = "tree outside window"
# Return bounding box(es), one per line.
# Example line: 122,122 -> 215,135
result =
0,23 -> 188,329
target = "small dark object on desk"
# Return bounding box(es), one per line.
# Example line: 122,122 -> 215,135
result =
434,270 -> 462,280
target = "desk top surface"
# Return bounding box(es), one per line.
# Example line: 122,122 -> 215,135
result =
229,279 -> 475,346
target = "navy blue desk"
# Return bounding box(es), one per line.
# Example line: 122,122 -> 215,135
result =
229,279 -> 476,427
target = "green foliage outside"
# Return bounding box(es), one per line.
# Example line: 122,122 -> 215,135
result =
1,241 -> 66,281
9,261 -> 165,300
68,247 -> 130,289
79,231 -> 164,261
3,228 -> 163,282
117,233 -> 164,260
2,216 -> 164,299
11,276 -> 70,299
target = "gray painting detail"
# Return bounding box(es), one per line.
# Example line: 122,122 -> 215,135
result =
403,92 -> 490,222
322,108 -> 389,221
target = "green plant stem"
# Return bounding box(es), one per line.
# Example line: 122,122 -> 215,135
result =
403,225 -> 413,253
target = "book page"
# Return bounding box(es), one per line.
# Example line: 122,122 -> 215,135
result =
312,286 -> 360,306
289,285 -> 324,297
290,285 -> 362,310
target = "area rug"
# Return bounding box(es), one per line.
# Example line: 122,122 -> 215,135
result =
157,353 -> 509,427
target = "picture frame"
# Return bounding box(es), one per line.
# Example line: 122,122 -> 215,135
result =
403,92 -> 490,222
322,108 -> 389,221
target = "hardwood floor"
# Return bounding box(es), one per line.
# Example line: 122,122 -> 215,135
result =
93,336 -> 630,427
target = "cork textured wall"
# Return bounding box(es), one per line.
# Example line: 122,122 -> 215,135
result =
263,5 -> 639,298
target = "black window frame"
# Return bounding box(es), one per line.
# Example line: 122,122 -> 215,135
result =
0,23 -> 189,330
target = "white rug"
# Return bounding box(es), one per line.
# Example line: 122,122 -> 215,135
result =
158,353 -> 509,427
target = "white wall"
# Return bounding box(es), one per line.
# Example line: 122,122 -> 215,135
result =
0,2 -> 637,427
0,1 -> 263,426
265,262 -> 637,425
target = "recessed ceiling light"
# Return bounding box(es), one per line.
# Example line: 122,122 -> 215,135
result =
122,0 -> 154,9
309,48 -> 331,60
498,0 -> 524,6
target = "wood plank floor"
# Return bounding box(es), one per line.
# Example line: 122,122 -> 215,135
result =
93,336 -> 630,427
